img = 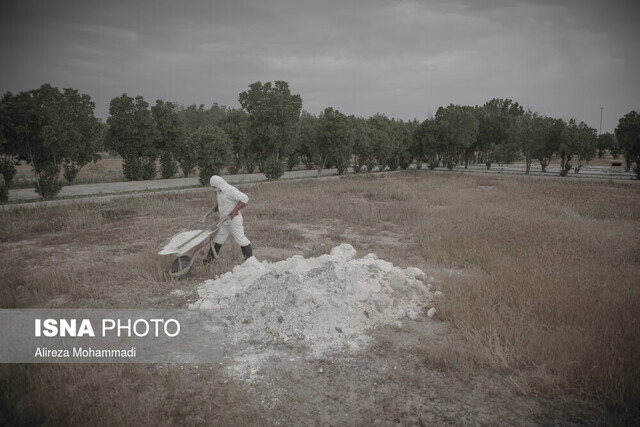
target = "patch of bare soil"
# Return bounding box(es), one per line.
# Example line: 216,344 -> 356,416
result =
215,319 -> 548,426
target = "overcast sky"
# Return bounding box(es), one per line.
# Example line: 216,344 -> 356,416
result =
1,0 -> 638,133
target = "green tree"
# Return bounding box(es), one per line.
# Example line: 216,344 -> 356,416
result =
239,81 -> 302,175
26,85 -> 67,196
352,118 -> 376,173
316,107 -> 356,175
0,91 -> 39,188
368,114 -> 394,170
436,105 -> 479,170
294,110 -> 319,170
609,134 -> 622,159
0,99 -> 21,187
188,125 -> 232,185
181,102 -> 228,136
182,104 -> 207,135
106,94 -> 159,180
412,117 -> 440,169
509,110 -> 545,174
151,100 -> 186,179
573,122 -> 597,173
59,88 -> 103,184
476,98 -> 523,169
615,111 -> 640,178
0,84 -> 101,198
558,119 -> 597,176
206,103 -> 228,127
533,117 -> 564,172
353,116 -> 384,173
284,118 -> 302,172
597,133 -> 616,159
220,109 -> 253,174
388,119 -> 415,170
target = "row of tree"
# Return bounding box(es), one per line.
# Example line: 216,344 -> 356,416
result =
0,84 -> 102,198
1,81 -> 639,200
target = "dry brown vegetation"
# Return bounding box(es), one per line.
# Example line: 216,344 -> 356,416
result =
1,171 -> 639,425
11,154 -> 128,188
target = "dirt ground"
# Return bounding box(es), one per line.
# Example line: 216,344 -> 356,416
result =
5,168 -> 635,426
1,208 -> 609,426
213,320 -> 541,426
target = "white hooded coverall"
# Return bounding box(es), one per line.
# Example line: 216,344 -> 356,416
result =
209,176 -> 251,247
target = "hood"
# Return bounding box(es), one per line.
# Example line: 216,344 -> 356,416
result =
209,175 -> 229,191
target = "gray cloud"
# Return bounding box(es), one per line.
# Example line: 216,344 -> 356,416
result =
1,0 -> 638,132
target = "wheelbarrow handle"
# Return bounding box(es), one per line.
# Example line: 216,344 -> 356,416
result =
200,208 -> 216,222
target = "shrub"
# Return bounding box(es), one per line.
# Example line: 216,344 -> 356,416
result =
286,154 -> 299,171
245,157 -> 258,174
122,157 -> 143,180
35,168 -> 63,199
142,158 -> 157,180
386,157 -> 399,171
160,152 -> 178,179
446,159 -> 456,170
399,157 -> 412,170
178,157 -> 195,178
263,157 -> 284,181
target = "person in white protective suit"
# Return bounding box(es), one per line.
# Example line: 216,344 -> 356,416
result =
203,175 -> 253,262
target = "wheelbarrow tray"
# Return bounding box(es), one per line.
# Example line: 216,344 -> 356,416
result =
158,216 -> 229,279
158,221 -> 217,256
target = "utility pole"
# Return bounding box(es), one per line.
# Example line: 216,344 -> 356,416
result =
600,107 -> 603,135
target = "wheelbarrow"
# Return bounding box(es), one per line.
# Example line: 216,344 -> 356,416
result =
158,211 -> 230,279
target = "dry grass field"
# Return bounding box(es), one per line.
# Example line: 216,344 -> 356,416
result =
1,171 -> 639,425
11,154 -> 128,189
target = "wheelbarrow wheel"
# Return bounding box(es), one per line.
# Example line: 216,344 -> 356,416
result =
169,255 -> 193,279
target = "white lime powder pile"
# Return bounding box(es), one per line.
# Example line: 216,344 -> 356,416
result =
190,244 -> 435,356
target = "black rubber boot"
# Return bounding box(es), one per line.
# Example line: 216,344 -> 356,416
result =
203,243 -> 222,264
241,244 -> 253,260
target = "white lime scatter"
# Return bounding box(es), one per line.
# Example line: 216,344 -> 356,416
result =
158,230 -> 213,255
190,244 -> 435,357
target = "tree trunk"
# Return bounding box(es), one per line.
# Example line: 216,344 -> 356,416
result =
539,158 -> 549,172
